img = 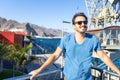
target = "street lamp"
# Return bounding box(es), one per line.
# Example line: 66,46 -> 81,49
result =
62,21 -> 71,37
60,20 -> 71,79
62,21 -> 71,24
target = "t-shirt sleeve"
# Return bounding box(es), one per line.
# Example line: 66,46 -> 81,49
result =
93,36 -> 102,51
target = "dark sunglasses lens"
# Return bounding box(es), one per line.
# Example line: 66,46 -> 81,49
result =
77,21 -> 82,25
76,21 -> 87,25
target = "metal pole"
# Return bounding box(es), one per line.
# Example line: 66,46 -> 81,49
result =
60,21 -> 71,79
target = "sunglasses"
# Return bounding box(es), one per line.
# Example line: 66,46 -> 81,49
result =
75,21 -> 88,25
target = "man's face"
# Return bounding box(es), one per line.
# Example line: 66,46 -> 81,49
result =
73,16 -> 87,33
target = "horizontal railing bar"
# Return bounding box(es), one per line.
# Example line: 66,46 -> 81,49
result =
103,69 -> 120,78
4,69 -> 62,80
91,66 -> 120,77
4,67 -> 120,80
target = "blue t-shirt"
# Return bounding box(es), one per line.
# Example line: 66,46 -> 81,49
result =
59,33 -> 102,80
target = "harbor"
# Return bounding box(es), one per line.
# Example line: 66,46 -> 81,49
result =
3,35 -> 120,80
0,0 -> 120,80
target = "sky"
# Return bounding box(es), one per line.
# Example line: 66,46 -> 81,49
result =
0,0 -> 88,32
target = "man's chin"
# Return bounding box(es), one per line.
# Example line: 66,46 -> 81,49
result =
77,31 -> 86,33
79,30 -> 86,33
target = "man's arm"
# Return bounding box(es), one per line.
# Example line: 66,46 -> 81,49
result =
29,47 -> 63,80
97,50 -> 120,75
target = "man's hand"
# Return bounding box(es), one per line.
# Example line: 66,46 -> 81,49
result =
29,69 -> 40,80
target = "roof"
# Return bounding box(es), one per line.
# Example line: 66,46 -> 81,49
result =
87,26 -> 120,35
0,31 -> 30,36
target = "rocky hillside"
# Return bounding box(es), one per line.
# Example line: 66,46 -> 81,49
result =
0,17 -> 65,37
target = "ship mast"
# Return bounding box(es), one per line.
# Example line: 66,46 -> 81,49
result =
85,0 -> 120,30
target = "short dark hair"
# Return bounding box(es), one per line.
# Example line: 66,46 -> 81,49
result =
72,12 -> 88,25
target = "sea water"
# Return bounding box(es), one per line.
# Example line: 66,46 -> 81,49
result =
31,37 -> 61,54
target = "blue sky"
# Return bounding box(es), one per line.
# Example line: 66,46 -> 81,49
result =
0,0 -> 87,32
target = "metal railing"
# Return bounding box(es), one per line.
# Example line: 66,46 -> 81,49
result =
92,66 -> 120,80
4,67 -> 120,80
4,69 -> 62,80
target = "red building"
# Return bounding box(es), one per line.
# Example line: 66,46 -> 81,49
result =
0,31 -> 30,48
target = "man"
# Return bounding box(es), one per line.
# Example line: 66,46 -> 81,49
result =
29,12 -> 120,80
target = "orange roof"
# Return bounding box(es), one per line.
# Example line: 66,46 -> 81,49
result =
14,31 -> 30,36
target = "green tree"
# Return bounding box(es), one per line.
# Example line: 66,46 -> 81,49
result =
18,43 -> 32,71
4,43 -> 32,76
0,42 -> 9,73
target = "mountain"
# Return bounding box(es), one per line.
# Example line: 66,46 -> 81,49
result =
0,17 -> 65,37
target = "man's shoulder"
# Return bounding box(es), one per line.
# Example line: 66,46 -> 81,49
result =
63,33 -> 74,41
86,33 -> 96,38
64,33 -> 73,37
